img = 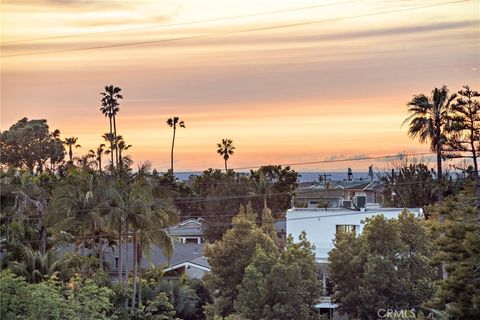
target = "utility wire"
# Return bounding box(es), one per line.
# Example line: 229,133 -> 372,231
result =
2,0 -> 467,58
1,181 -> 470,220
2,209 -> 427,245
1,1 -> 355,45
172,152 -> 436,174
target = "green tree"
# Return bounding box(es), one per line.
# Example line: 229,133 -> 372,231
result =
328,211 -> 437,319
380,159 -> 437,207
124,163 -> 175,310
10,171 -> 50,254
67,276 -> 114,320
7,246 -> 66,283
204,203 -> 277,317
235,232 -> 323,320
189,169 -> 252,242
63,136 -> 81,163
216,138 -> 235,172
100,85 -> 123,168
428,182 -> 480,319
0,118 -> 65,173
50,168 -> 108,266
250,165 -> 299,218
404,86 -> 457,189
0,270 -> 115,320
166,116 -> 185,173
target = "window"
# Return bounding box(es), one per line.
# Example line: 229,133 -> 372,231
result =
336,224 -> 356,234
114,257 -> 119,269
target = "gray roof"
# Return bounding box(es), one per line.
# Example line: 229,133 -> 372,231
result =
57,242 -> 206,272
167,219 -> 204,237
187,256 -> 210,268
104,242 -> 205,270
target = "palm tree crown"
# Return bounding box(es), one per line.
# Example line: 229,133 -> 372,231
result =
89,144 -> 106,172
403,86 -> 457,181
217,138 -> 235,172
166,116 -> 185,173
62,137 -> 81,162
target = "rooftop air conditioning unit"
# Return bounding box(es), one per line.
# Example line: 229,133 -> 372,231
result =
342,200 -> 352,208
354,196 -> 367,208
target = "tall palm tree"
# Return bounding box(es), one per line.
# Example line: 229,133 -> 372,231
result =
89,144 -> 106,173
101,85 -> 123,168
166,117 -> 185,173
124,163 -> 174,310
217,138 -> 235,172
404,86 -> 456,182
63,137 -> 81,163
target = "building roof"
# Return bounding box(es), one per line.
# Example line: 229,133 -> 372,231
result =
161,253 -> 211,275
167,218 -> 204,237
295,180 -> 384,199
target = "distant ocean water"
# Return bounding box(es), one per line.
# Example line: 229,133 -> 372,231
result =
174,171 -> 370,183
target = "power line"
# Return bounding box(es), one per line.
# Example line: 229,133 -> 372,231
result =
4,178 -> 472,221
173,152 -> 436,174
1,209 -> 426,245
1,1 -> 355,45
2,0 -> 467,58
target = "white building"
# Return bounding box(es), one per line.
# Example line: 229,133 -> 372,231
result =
286,207 -> 423,262
286,207 -> 422,318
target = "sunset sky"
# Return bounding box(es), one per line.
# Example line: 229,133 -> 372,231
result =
1,0 -> 479,172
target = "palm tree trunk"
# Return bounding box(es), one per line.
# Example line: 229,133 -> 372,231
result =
98,156 -> 102,173
125,220 -> 129,278
69,145 -> 73,162
138,245 -> 143,308
113,115 -> 119,168
99,237 -> 103,269
131,229 -> 138,310
39,225 -> 46,255
436,147 -> 444,203
124,220 -> 129,309
224,159 -> 228,172
171,127 -> 176,173
471,129 -> 478,176
118,223 -> 123,283
109,116 -> 114,169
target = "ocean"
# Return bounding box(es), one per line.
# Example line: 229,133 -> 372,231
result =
173,171 -> 370,183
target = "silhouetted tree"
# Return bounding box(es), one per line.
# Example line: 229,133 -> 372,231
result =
404,86 -> 456,199
62,137 -> 81,163
89,144 -> 106,173
0,118 -> 65,173
166,117 -> 185,173
100,85 -> 123,168
217,138 -> 235,172
446,85 -> 480,176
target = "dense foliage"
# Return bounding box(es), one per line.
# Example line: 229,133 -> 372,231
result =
328,211 -> 438,319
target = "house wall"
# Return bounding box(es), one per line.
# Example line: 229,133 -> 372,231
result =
186,266 -> 208,279
286,208 -> 422,262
